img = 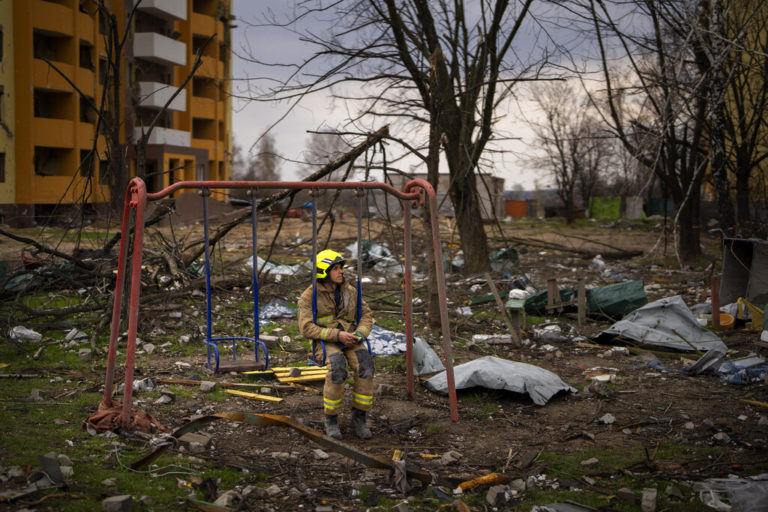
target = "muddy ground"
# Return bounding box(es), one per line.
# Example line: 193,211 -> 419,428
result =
2,215 -> 767,511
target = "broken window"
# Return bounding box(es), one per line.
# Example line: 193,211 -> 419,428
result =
34,147 -> 69,176
33,31 -> 71,63
193,34 -> 216,58
79,40 -> 94,70
192,77 -> 216,99
79,150 -> 94,177
192,118 -> 215,140
34,89 -> 73,119
99,57 -> 108,85
98,158 -> 111,185
0,152 -> 5,183
192,0 -> 216,16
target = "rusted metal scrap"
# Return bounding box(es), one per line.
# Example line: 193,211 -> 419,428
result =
132,412 -> 460,486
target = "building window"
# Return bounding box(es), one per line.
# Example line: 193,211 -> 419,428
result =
34,147 -> 68,176
79,150 -> 94,177
0,86 -> 4,124
193,0 -> 216,16
0,153 -> 5,183
193,34 -> 216,58
34,89 -> 73,119
99,158 -> 111,185
33,31 -> 71,64
99,57 -> 108,85
79,41 -> 95,70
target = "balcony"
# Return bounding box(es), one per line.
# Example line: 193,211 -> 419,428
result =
33,60 -> 74,91
33,0 -> 73,36
76,11 -> 95,43
138,81 -> 186,111
34,119 -> 75,148
191,12 -> 216,35
138,0 -> 187,21
133,126 -> 190,147
133,32 -> 186,67
192,138 -> 216,158
191,96 -> 216,119
77,123 -> 96,147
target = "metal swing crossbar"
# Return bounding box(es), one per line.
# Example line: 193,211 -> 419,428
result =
100,178 -> 459,428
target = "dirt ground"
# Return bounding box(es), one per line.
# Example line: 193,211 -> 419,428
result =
2,215 -> 767,511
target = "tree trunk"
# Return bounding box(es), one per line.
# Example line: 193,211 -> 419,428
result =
449,171 -> 490,275
677,187 -> 702,262
709,0 -> 736,235
735,168 -> 751,228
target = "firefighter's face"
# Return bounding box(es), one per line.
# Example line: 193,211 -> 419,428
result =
328,263 -> 344,284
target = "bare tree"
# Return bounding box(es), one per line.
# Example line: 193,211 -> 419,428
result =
565,0 -> 714,261
529,82 -> 611,223
238,0 -> 539,275
717,0 -> 768,232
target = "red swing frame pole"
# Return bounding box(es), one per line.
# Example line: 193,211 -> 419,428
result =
100,177 -> 459,426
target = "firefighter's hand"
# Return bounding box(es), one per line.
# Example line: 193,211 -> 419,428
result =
338,331 -> 359,347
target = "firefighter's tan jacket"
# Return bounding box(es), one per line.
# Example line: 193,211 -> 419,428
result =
297,280 -> 373,342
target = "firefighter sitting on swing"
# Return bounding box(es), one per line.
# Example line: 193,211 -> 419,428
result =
297,249 -> 374,440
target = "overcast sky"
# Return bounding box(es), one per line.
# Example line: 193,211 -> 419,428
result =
230,1 -> 560,190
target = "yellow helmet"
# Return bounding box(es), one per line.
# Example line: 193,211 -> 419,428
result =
315,249 -> 345,279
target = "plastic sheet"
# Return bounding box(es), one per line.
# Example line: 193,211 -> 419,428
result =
424,356 -> 576,405
595,296 -> 727,353
259,299 -> 297,320
694,473 -> 768,511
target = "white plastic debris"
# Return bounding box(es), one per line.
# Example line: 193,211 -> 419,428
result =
10,326 -> 43,342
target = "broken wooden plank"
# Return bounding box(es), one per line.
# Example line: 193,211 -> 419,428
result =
277,374 -> 327,384
225,389 -> 283,403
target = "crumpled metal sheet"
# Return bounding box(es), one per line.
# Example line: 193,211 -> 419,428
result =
424,356 -> 576,406
595,295 -> 727,353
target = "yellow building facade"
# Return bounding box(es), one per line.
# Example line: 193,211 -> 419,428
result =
0,0 -> 232,225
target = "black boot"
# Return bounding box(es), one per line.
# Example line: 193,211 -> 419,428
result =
351,408 -> 372,440
324,415 -> 342,440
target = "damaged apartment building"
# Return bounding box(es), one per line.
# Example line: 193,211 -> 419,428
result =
0,0 -> 233,225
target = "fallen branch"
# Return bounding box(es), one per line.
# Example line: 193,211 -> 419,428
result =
185,126 -> 389,266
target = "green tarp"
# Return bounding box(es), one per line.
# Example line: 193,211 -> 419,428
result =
521,280 -> 647,320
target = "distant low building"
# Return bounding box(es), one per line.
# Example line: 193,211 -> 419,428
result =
381,173 -> 505,220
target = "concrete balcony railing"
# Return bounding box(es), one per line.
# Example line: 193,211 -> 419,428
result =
138,0 -> 187,21
33,60 -> 74,91
134,126 -> 191,147
133,32 -> 186,67
190,96 -> 216,119
33,0 -> 73,36
138,81 -> 186,111
33,118 -> 75,148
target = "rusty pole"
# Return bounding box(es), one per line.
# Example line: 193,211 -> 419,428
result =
711,275 -> 721,328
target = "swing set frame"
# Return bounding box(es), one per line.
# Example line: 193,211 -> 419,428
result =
100,177 -> 459,426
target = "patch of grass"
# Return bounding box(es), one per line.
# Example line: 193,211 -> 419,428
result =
375,355 -> 403,373
22,292 -> 84,311
374,313 -> 403,332
426,423 -> 441,435
526,315 -> 548,326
